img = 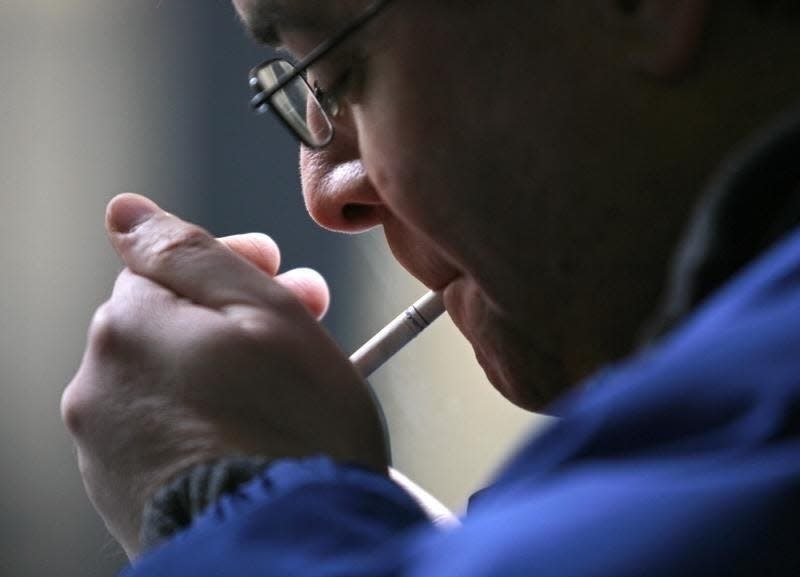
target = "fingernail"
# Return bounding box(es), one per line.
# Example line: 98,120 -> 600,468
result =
107,194 -> 159,233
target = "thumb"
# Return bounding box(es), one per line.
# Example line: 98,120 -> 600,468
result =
105,193 -> 285,310
275,268 -> 330,320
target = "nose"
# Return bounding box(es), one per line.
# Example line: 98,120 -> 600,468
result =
300,109 -> 384,233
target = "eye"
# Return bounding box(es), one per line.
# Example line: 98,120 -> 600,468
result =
309,54 -> 365,116
314,68 -> 355,116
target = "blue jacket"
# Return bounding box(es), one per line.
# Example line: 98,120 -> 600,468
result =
124,213 -> 800,575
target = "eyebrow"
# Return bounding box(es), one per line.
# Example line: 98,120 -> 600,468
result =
241,1 -> 336,47
240,1 -> 286,46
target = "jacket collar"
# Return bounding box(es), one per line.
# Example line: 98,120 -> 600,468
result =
645,104 -> 800,340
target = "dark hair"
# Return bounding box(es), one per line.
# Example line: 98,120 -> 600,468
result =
748,0 -> 800,15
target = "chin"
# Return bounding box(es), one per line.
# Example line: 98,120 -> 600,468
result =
474,334 -> 571,412
445,277 -> 572,413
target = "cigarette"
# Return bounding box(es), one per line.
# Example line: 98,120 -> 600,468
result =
350,290 -> 446,378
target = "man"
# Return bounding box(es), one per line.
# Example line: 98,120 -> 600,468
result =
61,0 -> 800,574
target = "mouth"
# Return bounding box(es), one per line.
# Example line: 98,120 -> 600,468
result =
440,276 -> 481,345
378,211 -> 461,282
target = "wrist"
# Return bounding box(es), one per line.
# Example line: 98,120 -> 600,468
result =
140,454 -> 271,552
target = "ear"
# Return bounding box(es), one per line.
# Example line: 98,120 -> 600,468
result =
605,0 -> 712,79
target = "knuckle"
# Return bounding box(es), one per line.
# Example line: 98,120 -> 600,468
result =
225,308 -> 282,351
88,301 -> 123,355
60,376 -> 96,437
60,384 -> 84,435
235,314 -> 274,343
65,302 -> 125,435
231,302 -> 306,353
146,225 -> 211,270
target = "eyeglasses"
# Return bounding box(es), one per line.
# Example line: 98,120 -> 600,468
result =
248,0 -> 397,149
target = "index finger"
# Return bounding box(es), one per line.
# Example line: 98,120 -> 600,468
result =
219,233 -> 281,277
105,193 -> 287,310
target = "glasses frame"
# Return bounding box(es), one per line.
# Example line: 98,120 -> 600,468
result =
249,0 -> 397,149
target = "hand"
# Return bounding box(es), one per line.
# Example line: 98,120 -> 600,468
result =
61,194 -> 389,558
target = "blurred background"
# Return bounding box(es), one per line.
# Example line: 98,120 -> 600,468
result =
0,1 -> 541,575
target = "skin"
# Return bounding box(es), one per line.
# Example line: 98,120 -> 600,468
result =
62,0 -> 800,559
62,195 -> 390,556
240,0 -> 798,406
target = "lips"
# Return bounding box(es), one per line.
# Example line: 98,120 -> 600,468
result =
441,276 -> 476,336
380,218 -> 461,293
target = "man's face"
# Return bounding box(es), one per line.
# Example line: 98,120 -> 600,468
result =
234,0 -> 694,410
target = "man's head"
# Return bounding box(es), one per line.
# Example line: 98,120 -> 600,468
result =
234,0 -> 800,410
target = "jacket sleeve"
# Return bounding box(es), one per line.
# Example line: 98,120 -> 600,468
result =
122,444 -> 800,577
123,230 -> 800,577
123,456 -> 434,577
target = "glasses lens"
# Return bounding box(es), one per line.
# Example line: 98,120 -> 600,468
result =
257,60 -> 333,147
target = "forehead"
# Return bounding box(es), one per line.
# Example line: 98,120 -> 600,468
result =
233,0 -> 358,45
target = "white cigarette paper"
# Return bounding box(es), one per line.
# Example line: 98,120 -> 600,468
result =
350,291 -> 446,378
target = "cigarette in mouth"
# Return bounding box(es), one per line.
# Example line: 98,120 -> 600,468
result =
350,290 -> 446,378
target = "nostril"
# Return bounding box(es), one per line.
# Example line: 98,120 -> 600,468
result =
342,203 -> 378,226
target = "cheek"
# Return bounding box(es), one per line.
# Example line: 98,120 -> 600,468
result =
355,43 -> 509,245
356,92 -> 459,230
357,94 -> 504,271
